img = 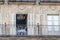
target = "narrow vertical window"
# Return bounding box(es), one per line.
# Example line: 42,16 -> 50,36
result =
53,16 -> 59,31
16,14 -> 27,36
47,16 -> 52,31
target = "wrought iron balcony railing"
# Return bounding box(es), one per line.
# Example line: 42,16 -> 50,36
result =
0,24 -> 60,36
41,0 -> 60,3
8,0 -> 60,3
9,0 -> 36,2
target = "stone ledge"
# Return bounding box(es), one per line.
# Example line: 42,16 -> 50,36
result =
0,36 -> 59,40
0,35 -> 60,38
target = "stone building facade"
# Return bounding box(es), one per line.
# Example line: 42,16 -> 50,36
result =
0,0 -> 60,36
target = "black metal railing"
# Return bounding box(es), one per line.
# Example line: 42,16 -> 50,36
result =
41,0 -> 60,3
9,0 -> 36,2
0,24 -> 60,36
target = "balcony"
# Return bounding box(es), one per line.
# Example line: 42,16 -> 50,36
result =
8,0 -> 36,5
8,0 -> 60,5
9,0 -> 36,2
0,0 -> 60,5
0,24 -> 59,37
41,0 -> 60,2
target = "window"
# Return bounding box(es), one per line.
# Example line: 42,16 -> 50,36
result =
47,16 -> 52,31
53,16 -> 59,31
47,15 -> 59,32
16,14 -> 27,36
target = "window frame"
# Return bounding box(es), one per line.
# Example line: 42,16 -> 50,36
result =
47,14 -> 59,32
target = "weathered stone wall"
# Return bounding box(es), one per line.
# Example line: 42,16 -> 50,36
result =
40,5 -> 60,35
0,5 -> 60,35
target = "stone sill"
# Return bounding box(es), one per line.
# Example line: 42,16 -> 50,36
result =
0,35 -> 60,38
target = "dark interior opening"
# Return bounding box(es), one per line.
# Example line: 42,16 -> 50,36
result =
16,14 -> 27,35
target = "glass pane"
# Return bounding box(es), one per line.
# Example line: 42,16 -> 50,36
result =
48,26 -> 52,31
48,21 -> 52,25
54,26 -> 59,31
54,21 -> 58,25
53,16 -> 58,20
47,16 -> 52,20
